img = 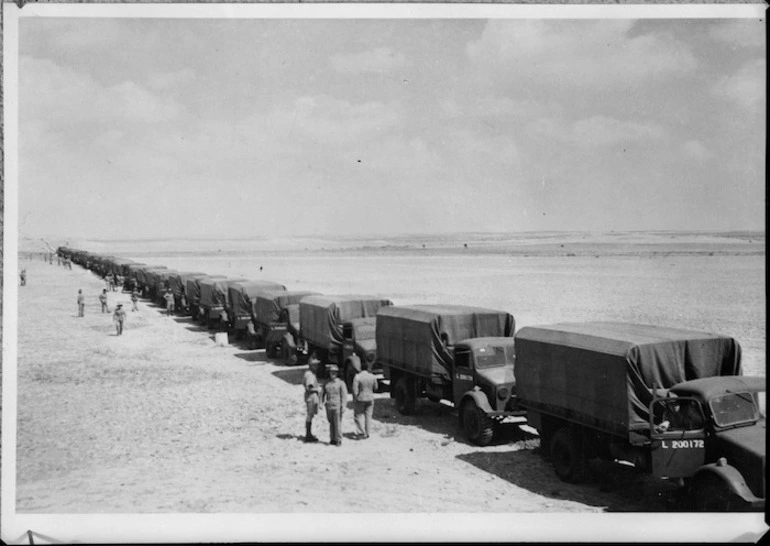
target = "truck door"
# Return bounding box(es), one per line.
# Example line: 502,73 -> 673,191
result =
649,397 -> 707,479
452,347 -> 475,404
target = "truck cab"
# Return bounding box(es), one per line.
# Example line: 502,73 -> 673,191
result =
341,317 -> 378,389
650,376 -> 765,511
450,338 -> 521,445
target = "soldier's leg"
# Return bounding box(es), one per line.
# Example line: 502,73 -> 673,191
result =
354,402 -> 364,436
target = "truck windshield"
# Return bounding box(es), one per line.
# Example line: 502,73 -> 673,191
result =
709,392 -> 759,427
473,345 -> 509,369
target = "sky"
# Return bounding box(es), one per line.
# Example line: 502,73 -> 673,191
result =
15,14 -> 766,240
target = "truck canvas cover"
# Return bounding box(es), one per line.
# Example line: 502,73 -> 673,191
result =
300,295 -> 393,351
514,322 -> 742,440
136,266 -> 167,286
199,278 -> 236,308
227,281 -> 288,319
168,272 -> 206,297
253,290 -> 321,326
188,276 -> 227,306
376,304 -> 515,383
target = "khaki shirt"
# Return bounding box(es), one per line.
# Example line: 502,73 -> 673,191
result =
352,370 -> 378,403
323,378 -> 348,410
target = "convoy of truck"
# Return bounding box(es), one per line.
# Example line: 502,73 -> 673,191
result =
54,246 -> 766,512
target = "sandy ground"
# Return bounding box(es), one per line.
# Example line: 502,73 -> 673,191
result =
14,258 -> 703,516
12,237 -> 765,521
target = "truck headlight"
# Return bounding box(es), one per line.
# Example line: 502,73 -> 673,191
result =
366,352 -> 375,363
497,388 -> 509,400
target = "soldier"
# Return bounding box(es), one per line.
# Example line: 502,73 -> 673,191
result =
163,289 -> 175,316
322,364 -> 348,446
302,358 -> 321,442
77,289 -> 85,317
352,359 -> 378,439
19,269 -> 26,286
131,289 -> 139,312
246,319 -> 258,350
99,289 -> 109,313
113,304 -> 126,335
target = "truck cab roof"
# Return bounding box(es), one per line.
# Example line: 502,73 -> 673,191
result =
670,375 -> 765,400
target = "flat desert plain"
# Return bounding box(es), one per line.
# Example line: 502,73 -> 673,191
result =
12,232 -> 766,515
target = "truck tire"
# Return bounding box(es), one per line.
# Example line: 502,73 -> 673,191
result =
394,377 -> 416,415
551,427 -> 587,483
462,401 -> 495,447
689,474 -> 749,512
265,342 -> 277,359
281,339 -> 297,366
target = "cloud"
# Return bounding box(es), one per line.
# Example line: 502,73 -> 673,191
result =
21,56 -> 183,125
709,20 -> 765,49
330,47 -> 409,74
467,20 -> 697,88
147,69 -> 196,91
713,58 -> 766,110
530,115 -> 665,149
268,95 -> 402,145
683,140 -> 711,162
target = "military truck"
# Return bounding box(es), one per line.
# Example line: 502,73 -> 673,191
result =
514,322 -> 764,511
123,262 -> 148,292
153,269 -> 180,304
168,271 -> 206,312
341,317 -> 379,389
377,304 -> 520,446
299,295 -> 393,376
226,281 -> 288,339
198,277 -> 248,328
252,290 -> 321,359
186,275 -> 227,321
135,266 -> 168,298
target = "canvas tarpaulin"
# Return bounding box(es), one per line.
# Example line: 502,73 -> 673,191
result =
199,278 -> 244,308
136,266 -> 168,287
227,281 -> 288,319
376,305 -> 516,383
189,276 -> 227,306
169,272 -> 206,297
300,295 -> 393,351
514,322 -> 742,441
253,290 -> 321,326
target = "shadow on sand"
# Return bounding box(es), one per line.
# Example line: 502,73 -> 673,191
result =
233,351 -> 268,364
456,450 -> 681,512
272,367 -> 308,386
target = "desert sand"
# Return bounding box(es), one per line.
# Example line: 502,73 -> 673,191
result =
11,233 -> 766,525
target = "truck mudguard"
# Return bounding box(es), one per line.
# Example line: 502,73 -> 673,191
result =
299,295 -> 393,352
514,322 -> 742,440
376,305 -> 515,382
693,463 -> 764,504
462,388 -> 496,414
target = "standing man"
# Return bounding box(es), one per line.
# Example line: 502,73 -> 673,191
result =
77,289 -> 85,317
113,304 -> 126,335
99,289 -> 109,313
352,360 -> 378,439
302,358 -> 321,443
130,289 -> 139,312
163,289 -> 175,316
19,269 -> 26,286
322,364 -> 348,446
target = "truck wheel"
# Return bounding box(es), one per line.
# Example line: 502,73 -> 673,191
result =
281,339 -> 297,366
551,427 -> 587,483
265,343 -> 276,359
689,474 -> 748,512
394,377 -> 416,415
462,401 -> 495,446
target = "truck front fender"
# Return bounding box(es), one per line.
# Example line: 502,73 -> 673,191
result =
461,389 -> 495,415
693,462 -> 764,506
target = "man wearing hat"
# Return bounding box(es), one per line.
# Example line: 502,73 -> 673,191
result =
164,289 -> 175,316
113,304 -> 127,336
322,364 -> 348,446
302,357 -> 321,442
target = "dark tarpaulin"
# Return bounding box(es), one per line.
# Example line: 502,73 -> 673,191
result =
227,281 -> 288,319
514,322 -> 742,440
136,266 -> 168,286
199,278 -> 246,308
300,295 -> 394,351
376,305 -> 516,383
169,272 -> 206,297
189,276 -> 227,306
252,290 -> 321,326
